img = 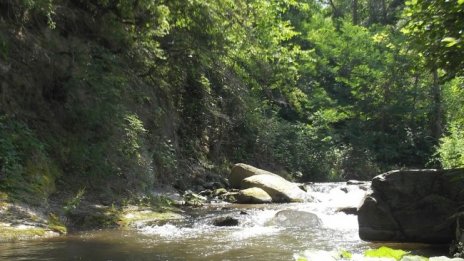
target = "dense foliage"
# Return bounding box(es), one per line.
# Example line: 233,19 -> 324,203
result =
0,0 -> 462,202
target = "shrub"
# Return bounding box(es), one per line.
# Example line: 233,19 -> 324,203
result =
0,116 -> 59,204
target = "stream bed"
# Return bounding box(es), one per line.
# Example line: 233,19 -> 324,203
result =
0,183 -> 447,260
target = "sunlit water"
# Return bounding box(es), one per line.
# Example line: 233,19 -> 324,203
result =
0,183 -> 446,260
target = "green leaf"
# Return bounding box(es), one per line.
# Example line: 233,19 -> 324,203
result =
441,37 -> 458,47
339,249 -> 352,259
458,0 -> 464,5
364,247 -> 409,260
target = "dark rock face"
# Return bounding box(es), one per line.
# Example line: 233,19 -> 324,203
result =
358,169 -> 464,243
337,207 -> 358,215
212,216 -> 239,227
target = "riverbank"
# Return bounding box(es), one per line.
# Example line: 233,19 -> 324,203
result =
0,188 -> 187,242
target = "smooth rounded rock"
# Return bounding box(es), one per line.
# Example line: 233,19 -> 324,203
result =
241,174 -> 307,203
236,187 -> 272,204
266,209 -> 321,227
229,163 -> 280,188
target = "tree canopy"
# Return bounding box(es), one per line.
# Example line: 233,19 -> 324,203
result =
0,0 -> 463,202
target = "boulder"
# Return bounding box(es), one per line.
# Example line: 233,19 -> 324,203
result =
358,169 -> 464,244
337,207 -> 358,215
241,174 -> 307,203
212,216 -> 239,227
266,209 -> 321,227
229,163 -> 280,188
236,187 -> 273,204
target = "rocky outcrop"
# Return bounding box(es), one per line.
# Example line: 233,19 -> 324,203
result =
358,169 -> 464,243
229,163 -> 307,203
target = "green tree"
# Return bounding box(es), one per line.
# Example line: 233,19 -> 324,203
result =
402,0 -> 464,78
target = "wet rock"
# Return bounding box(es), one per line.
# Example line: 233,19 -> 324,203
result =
219,192 -> 239,203
347,180 -> 366,185
204,182 -> 222,190
198,189 -> 213,197
213,188 -> 228,197
183,191 -> 207,207
297,183 -> 307,192
358,169 -> 464,243
337,207 -> 358,215
236,187 -> 273,204
266,209 -> 321,227
120,206 -> 185,228
241,174 -> 307,203
212,216 -> 239,227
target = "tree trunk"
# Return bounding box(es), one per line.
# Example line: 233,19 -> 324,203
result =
352,0 -> 359,25
381,0 -> 388,24
430,69 -> 443,141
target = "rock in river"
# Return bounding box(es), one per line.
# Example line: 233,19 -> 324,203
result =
241,174 -> 307,203
229,163 -> 281,188
236,187 -> 273,204
212,216 -> 239,227
358,169 -> 464,243
266,209 -> 321,227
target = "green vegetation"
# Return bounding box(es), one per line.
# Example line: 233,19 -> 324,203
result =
0,225 -> 48,242
47,213 -> 67,234
364,247 -> 409,260
0,0 -> 463,206
294,247 -> 429,260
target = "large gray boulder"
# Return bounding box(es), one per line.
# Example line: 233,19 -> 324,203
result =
236,187 -> 273,204
241,174 -> 307,203
230,163 -> 280,188
358,169 -> 464,243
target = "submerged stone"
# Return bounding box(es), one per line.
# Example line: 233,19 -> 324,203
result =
212,216 -> 239,227
266,209 -> 321,227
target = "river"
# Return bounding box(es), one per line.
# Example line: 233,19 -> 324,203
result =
0,183 -> 446,260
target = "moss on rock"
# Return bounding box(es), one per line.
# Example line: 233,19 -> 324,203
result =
118,206 -> 184,228
0,223 -> 59,242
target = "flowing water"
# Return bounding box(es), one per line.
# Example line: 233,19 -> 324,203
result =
0,183 -> 446,260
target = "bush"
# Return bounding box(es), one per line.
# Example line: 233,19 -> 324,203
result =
437,124 -> 464,168
0,116 -> 59,204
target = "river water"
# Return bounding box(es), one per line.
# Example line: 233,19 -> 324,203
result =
0,183 -> 446,260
